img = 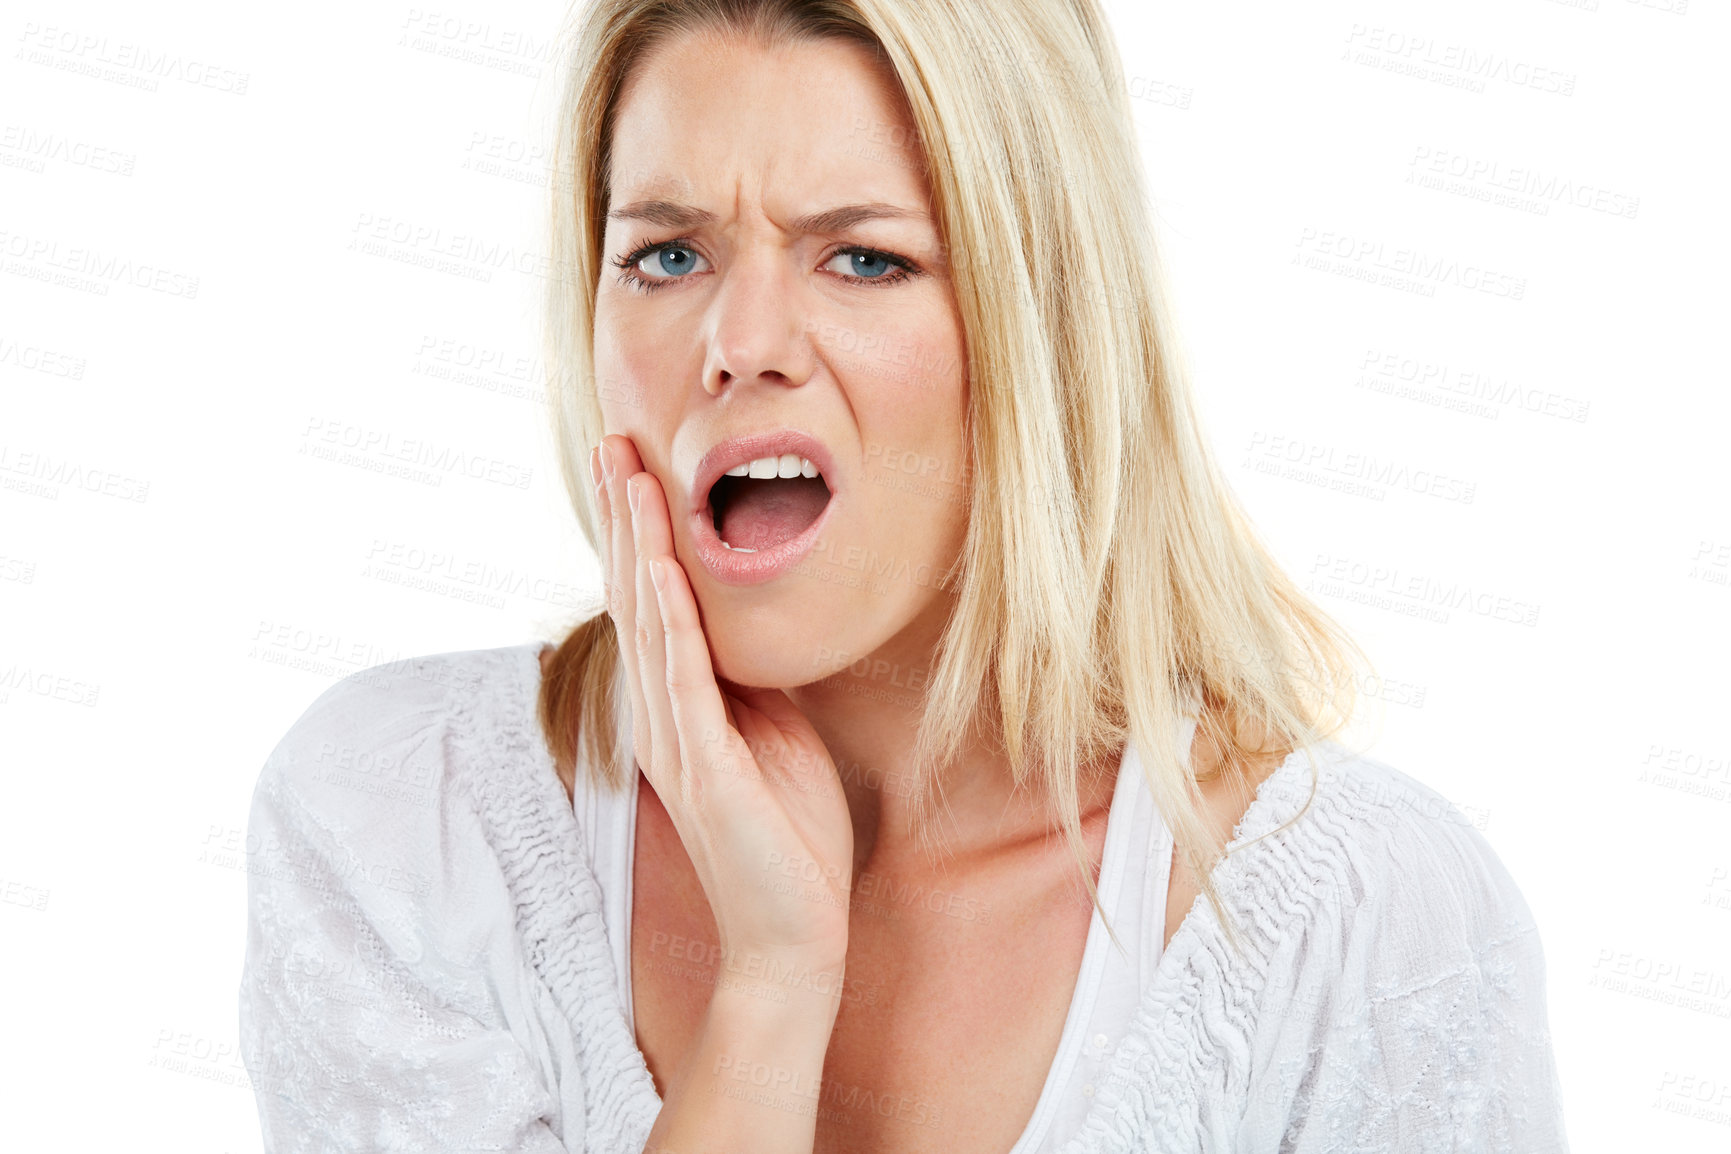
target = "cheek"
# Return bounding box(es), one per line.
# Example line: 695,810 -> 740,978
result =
823,310 -> 968,413
842,318 -> 971,530
592,303 -> 682,432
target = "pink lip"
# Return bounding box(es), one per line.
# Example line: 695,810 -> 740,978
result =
688,429 -> 839,587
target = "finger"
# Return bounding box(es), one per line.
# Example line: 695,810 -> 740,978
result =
651,550 -> 745,795
629,470 -> 683,796
603,435 -> 645,621
728,687 -> 839,796
730,685 -> 815,733
729,686 -> 821,756
588,445 -> 609,578
602,435 -> 654,775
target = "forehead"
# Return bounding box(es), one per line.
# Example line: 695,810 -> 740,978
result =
606,29 -> 928,209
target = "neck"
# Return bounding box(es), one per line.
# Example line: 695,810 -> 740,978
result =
785,604 -> 1119,877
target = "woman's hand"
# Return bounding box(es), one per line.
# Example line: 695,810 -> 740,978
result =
593,434 -> 854,968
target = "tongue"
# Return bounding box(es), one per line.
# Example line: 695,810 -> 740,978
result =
718,478 -> 829,550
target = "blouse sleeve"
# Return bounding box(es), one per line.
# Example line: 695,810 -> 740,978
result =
1251,782 -> 1571,1153
238,671 -> 572,1154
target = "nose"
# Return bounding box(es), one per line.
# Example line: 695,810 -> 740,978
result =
700,248 -> 816,397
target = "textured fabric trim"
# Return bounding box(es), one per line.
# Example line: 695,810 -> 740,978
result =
1060,749 -> 1329,1151
455,644 -> 662,1151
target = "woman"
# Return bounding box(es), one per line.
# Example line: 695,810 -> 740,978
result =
240,1 -> 1569,1151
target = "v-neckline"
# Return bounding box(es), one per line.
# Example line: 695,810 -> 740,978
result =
614,728 -> 1158,1152
529,640 -> 1315,1151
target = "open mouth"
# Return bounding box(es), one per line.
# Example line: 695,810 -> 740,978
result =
706,454 -> 832,553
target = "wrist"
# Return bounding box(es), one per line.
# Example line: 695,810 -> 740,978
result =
697,981 -> 839,1075
712,934 -> 848,982
706,953 -> 847,1015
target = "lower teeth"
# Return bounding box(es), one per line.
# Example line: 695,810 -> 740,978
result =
723,542 -> 757,553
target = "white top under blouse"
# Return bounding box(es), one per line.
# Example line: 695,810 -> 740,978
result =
238,643 -> 1570,1152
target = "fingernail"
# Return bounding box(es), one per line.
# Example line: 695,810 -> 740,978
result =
588,446 -> 602,487
649,558 -> 666,591
627,477 -> 641,513
600,442 -> 616,480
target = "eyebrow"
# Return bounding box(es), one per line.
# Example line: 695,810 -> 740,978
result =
606,199 -> 929,234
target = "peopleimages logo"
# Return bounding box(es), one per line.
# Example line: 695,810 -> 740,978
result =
15,22 -> 251,95
1244,431 -> 1478,505
1293,227 -> 1526,301
1354,348 -> 1591,424
0,228 -> 199,299
1307,554 -> 1541,628
300,417 -> 534,490
361,540 -> 582,610
0,333 -> 87,380
1407,145 -> 1640,220
1342,24 -> 1577,97
0,444 -> 149,503
0,124 -> 136,176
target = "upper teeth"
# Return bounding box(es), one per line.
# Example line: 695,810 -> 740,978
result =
726,454 -> 819,480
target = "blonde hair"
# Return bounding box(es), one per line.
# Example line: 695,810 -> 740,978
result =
539,0 -> 1367,941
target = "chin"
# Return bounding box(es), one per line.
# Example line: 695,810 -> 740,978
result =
708,649 -> 822,693
698,598 -> 846,691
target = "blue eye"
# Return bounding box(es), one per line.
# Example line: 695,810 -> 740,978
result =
635,245 -> 706,279
847,252 -> 890,277
822,247 -> 915,285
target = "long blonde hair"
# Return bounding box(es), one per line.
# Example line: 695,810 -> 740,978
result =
539,0 -> 1367,937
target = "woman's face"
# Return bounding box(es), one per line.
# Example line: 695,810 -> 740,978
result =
594,29 -> 970,691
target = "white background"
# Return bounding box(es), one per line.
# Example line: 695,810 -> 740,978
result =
2,0 -> 1728,1149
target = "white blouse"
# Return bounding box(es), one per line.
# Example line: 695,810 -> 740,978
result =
239,642 -> 1570,1152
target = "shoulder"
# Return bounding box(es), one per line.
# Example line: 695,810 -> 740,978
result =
266,643 -> 539,756
1213,751 -> 1568,1149
1225,744 -> 1545,997
254,642 -> 550,837
1259,746 -> 1529,915
239,643 -> 644,1150
243,642 -> 567,993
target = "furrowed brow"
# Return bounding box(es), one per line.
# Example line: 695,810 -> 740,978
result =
606,200 -> 717,229
790,203 -> 928,233
606,200 -> 928,234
